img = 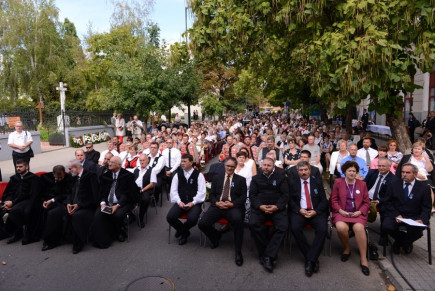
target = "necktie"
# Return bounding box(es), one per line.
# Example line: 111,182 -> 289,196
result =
109,174 -> 117,206
304,181 -> 312,210
221,175 -> 231,202
168,149 -> 172,168
366,149 -> 371,167
404,182 -> 410,201
373,174 -> 383,201
73,176 -> 80,204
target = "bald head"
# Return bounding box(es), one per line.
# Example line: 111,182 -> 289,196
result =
109,156 -> 122,172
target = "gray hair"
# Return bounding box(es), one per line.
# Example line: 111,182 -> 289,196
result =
402,163 -> 418,174
69,159 -> 82,168
296,161 -> 310,170
378,157 -> 391,166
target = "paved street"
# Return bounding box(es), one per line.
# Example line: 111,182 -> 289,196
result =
0,142 -> 432,290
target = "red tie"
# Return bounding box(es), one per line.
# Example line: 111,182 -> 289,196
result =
304,181 -> 312,210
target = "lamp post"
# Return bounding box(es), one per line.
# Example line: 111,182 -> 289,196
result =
56,82 -> 69,147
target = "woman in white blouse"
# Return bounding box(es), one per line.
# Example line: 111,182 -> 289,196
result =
329,140 -> 349,177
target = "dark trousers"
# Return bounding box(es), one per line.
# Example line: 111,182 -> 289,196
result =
139,190 -> 152,222
166,203 -> 202,237
90,205 -> 130,248
249,209 -> 288,258
382,216 -> 424,247
66,208 -> 94,248
1,200 -> 32,236
290,213 -> 327,262
198,206 -> 244,253
12,151 -> 31,172
42,203 -> 67,246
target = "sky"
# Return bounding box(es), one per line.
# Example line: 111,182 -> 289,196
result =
55,0 -> 193,44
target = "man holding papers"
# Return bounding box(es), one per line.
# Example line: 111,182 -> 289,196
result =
382,163 -> 432,254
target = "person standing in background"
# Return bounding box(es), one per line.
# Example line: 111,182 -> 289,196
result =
115,114 -> 126,143
8,121 -> 33,170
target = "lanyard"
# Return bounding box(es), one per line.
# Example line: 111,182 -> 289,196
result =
345,180 -> 356,210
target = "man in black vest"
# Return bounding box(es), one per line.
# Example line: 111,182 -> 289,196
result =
148,141 -> 165,202
167,153 -> 206,245
39,165 -> 73,251
287,150 -> 322,182
65,159 -> 99,254
382,163 -> 432,254
91,156 -> 137,249
249,157 -> 289,272
0,159 -> 41,244
198,157 -> 247,266
134,154 -> 156,228
289,161 -> 328,276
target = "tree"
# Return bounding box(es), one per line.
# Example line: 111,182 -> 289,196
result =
188,0 -> 435,151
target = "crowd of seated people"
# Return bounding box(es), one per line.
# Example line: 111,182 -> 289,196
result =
0,112 -> 432,277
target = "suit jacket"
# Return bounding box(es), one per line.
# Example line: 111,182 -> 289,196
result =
364,170 -> 397,202
289,176 -> 329,217
83,159 -> 98,174
40,172 -> 73,204
66,170 -> 99,209
204,162 -> 225,183
209,173 -> 247,208
383,179 -> 431,224
330,178 -> 370,218
286,165 -> 321,183
250,169 -> 289,211
99,168 -> 138,207
96,165 -> 109,180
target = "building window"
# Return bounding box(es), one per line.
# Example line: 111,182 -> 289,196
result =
404,92 -> 413,119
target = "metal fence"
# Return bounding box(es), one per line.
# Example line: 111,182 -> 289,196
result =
0,108 -> 135,134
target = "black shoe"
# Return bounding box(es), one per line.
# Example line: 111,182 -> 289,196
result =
392,241 -> 401,254
340,252 -> 351,262
235,253 -> 244,266
313,260 -> 320,273
360,262 -> 370,276
403,244 -> 413,254
117,234 -> 126,242
178,237 -> 187,245
139,220 -> 145,228
305,261 -> 313,277
7,232 -> 23,244
41,242 -> 57,251
368,243 -> 379,260
261,256 -> 273,272
73,244 -> 83,254
210,233 -> 222,249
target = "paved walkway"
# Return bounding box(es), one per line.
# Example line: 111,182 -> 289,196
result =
0,141 -> 433,290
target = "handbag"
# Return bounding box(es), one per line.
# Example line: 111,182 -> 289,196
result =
367,201 -> 378,223
25,131 -> 34,158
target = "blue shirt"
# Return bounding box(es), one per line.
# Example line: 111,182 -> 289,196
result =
340,156 -> 368,178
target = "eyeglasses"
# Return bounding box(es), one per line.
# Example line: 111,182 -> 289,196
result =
86,146 -> 92,149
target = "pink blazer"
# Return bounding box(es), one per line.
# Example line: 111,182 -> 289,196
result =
330,178 -> 370,218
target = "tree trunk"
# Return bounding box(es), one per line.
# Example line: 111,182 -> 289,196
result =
345,107 -> 353,134
387,113 -> 412,153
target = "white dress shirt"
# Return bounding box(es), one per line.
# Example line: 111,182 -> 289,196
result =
98,149 -> 119,163
170,168 -> 206,205
162,147 -> 181,172
356,147 -> 378,164
135,166 -> 157,189
368,173 -> 385,200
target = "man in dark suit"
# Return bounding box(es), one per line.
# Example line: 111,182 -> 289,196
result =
134,154 -> 156,228
382,163 -> 432,254
287,150 -> 321,182
249,157 -> 289,272
39,166 -> 72,251
0,159 -> 41,244
289,161 -> 328,276
96,152 -> 114,179
75,149 -> 98,174
91,156 -> 138,249
65,159 -> 99,254
198,157 -> 247,266
167,154 -> 206,245
84,143 -> 100,164
361,109 -> 369,130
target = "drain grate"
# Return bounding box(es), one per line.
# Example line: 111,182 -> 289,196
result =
125,276 -> 175,291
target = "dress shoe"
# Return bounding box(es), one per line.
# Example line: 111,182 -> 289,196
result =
7,232 -> 23,244
72,244 -> 83,254
178,237 -> 188,245
139,220 -> 145,229
313,260 -> 320,273
340,252 -> 351,262
403,244 -> 413,254
118,234 -> 126,242
305,261 -> 313,277
392,241 -> 401,254
41,242 -> 57,251
360,262 -> 370,276
235,253 -> 244,266
260,256 -> 273,272
210,233 -> 222,249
